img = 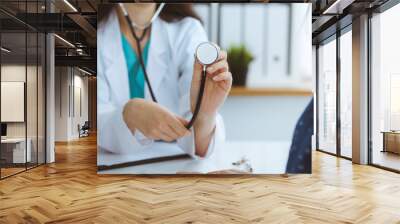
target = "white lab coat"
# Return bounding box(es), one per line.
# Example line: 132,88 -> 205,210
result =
97,9 -> 225,158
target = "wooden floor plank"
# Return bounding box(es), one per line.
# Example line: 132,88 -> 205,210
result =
1,135 -> 400,223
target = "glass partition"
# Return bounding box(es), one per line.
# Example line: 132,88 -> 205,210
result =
370,3 -> 400,171
0,1 -> 46,179
317,37 -> 337,154
38,32 -> 46,165
27,30 -> 38,169
339,29 -> 352,158
1,30 -> 28,177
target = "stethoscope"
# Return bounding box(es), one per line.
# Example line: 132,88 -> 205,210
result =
119,3 -> 220,143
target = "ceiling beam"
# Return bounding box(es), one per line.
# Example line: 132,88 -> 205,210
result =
67,13 -> 97,38
55,55 -> 96,72
322,0 -> 356,14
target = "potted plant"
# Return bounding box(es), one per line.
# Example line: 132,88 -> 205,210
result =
227,45 -> 254,86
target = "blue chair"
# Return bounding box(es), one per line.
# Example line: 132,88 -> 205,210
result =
286,99 -> 313,174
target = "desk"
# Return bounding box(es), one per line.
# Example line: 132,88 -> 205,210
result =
229,87 -> 313,97
382,131 -> 400,154
1,138 -> 31,164
98,141 -> 290,174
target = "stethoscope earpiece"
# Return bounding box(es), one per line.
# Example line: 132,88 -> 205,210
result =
196,42 -> 220,66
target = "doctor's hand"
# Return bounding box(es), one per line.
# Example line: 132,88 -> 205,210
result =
191,49 -> 232,118
123,98 -> 190,142
190,47 -> 231,157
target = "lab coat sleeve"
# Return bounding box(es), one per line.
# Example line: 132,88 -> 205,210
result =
97,50 -> 139,154
175,19 -> 226,158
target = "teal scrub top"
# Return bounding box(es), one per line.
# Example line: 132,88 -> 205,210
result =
121,34 -> 151,99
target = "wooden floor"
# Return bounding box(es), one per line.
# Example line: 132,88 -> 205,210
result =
373,150 -> 400,171
1,135 -> 400,223
1,167 -> 26,178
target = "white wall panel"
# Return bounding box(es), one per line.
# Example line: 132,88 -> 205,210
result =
1,82 -> 25,122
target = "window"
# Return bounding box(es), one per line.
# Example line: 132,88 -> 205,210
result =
370,2 -> 400,171
339,29 -> 352,158
317,37 -> 337,154
316,27 -> 353,159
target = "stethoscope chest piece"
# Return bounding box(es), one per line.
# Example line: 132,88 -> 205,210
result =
196,42 -> 220,66
184,42 -> 219,130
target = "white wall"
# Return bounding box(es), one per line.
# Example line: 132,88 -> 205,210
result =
1,65 -> 38,137
55,67 -> 69,141
72,73 -> 89,138
54,67 -> 89,141
1,82 -> 25,122
1,65 -> 26,140
1,63 -> 46,164
1,65 -> 26,128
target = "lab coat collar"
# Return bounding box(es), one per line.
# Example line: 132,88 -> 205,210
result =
102,10 -> 169,103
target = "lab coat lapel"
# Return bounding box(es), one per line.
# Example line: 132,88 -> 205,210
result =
146,18 -> 169,100
102,10 -> 130,104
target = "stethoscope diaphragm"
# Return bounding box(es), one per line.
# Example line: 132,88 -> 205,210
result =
196,42 -> 220,66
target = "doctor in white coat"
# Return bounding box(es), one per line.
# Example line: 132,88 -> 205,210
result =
97,3 -> 232,158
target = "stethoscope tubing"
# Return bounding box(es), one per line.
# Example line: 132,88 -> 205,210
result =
121,5 -> 208,130
119,3 -> 165,30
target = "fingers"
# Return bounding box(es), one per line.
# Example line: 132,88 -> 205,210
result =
144,116 -> 189,142
143,104 -> 191,141
150,115 -> 188,142
159,128 -> 176,142
175,116 -> 189,127
168,116 -> 190,136
206,60 -> 228,75
206,50 -> 229,82
212,71 -> 232,82
163,124 -> 184,141
217,50 -> 227,61
150,129 -> 174,142
147,125 -> 178,142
